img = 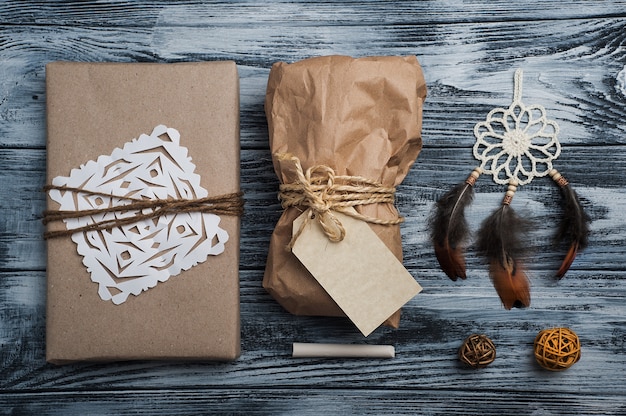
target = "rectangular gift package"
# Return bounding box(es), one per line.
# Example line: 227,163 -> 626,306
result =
45,61 -> 241,363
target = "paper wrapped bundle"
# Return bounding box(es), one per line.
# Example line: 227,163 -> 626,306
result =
263,55 -> 427,328
45,61 -> 241,363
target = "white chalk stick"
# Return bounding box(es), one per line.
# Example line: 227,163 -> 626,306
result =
292,342 -> 395,358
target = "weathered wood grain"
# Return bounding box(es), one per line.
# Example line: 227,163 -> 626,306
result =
2,1 -> 626,414
1,19 -> 625,149
2,389 -> 624,416
1,0 -> 626,26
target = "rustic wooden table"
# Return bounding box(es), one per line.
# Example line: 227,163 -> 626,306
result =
2,1 -> 626,414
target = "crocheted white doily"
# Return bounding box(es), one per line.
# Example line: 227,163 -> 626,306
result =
473,69 -> 561,186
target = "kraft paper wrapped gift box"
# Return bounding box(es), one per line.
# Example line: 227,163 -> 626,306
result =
44,61 -> 241,363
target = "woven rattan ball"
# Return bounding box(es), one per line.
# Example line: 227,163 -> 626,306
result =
459,334 -> 496,368
534,327 -> 581,371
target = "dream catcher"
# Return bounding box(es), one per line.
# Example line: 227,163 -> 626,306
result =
431,69 -> 590,309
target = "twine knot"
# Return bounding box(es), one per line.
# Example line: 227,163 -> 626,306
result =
276,154 -> 403,250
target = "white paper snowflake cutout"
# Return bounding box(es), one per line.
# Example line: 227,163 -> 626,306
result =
48,125 -> 229,304
473,69 -> 561,186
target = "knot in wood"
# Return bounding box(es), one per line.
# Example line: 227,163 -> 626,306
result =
459,334 -> 496,368
534,327 -> 581,371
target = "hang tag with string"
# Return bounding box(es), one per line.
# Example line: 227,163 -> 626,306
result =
291,208 -> 422,336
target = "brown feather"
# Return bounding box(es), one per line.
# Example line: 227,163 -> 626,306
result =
489,259 -> 531,310
554,181 -> 590,279
556,242 -> 579,279
430,178 -> 476,281
476,204 -> 532,309
434,238 -> 466,281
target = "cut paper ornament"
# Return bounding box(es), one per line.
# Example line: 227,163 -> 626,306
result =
47,125 -> 229,305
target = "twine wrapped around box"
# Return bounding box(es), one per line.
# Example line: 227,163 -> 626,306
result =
42,185 -> 244,239
534,327 -> 581,371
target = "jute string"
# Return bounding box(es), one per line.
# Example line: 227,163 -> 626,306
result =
42,185 -> 244,239
276,154 -> 403,250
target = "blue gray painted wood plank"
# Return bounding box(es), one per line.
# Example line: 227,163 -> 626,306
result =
1,1 -> 625,414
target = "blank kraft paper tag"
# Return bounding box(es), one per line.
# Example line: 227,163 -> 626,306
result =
292,209 -> 422,336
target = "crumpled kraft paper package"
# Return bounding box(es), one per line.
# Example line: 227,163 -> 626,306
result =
45,61 -> 241,363
263,55 -> 427,328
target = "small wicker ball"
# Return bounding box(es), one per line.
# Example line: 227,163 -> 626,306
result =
459,334 -> 496,368
534,327 -> 581,371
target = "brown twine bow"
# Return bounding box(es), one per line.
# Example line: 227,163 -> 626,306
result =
42,185 -> 244,240
276,154 -> 403,250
